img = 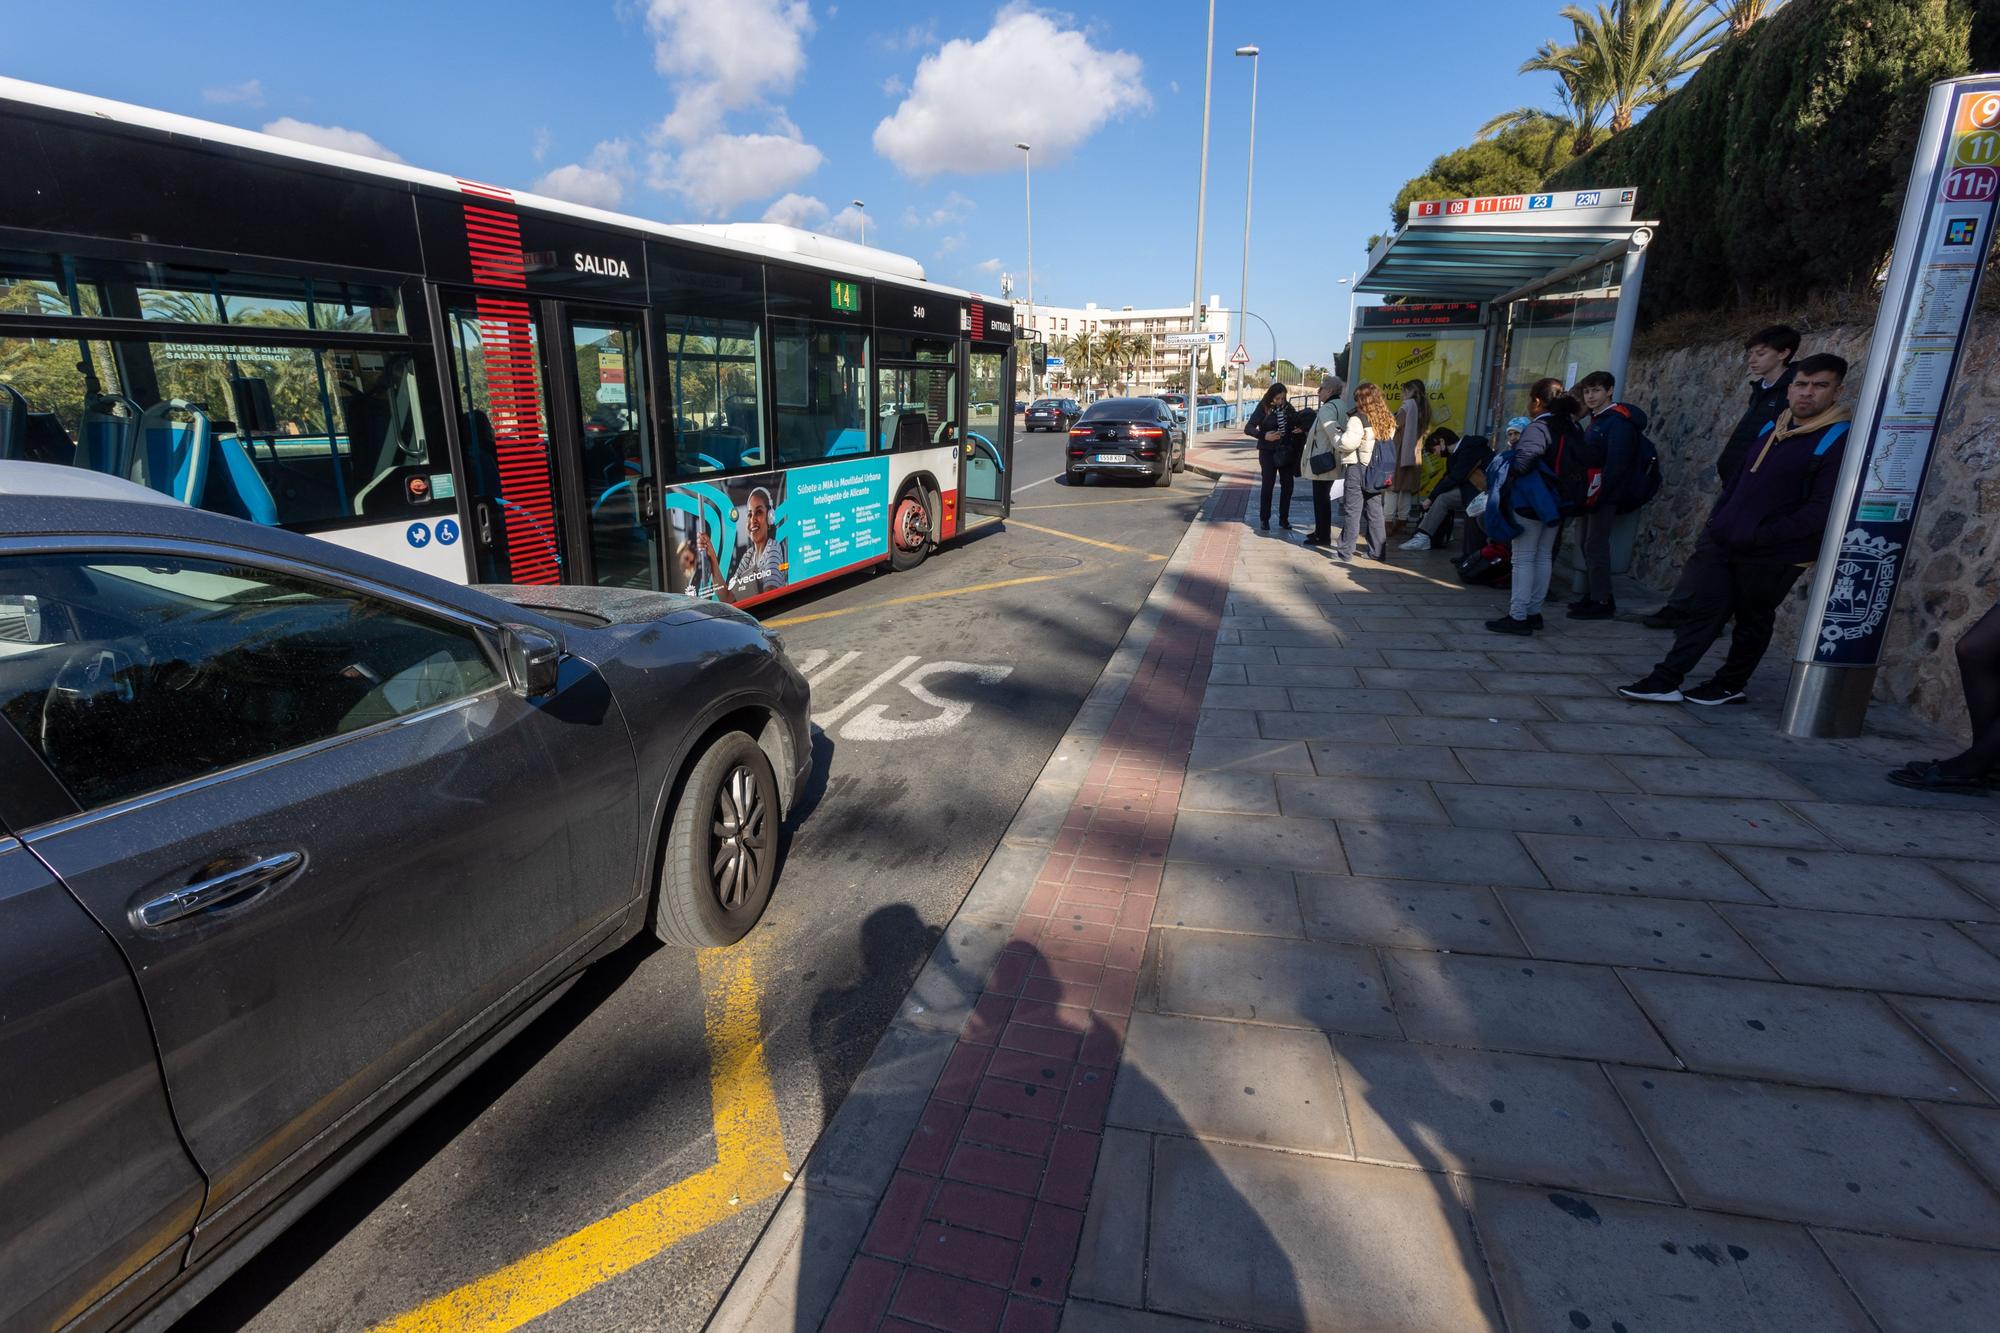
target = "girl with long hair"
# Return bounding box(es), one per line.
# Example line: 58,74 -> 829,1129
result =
1243,380 -> 1300,531
1487,376 -> 1583,635
1390,379 -> 1433,529
1338,382 -> 1398,561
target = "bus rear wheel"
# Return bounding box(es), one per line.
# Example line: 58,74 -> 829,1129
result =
890,486 -> 933,572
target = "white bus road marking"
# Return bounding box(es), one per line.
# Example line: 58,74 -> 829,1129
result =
804,649 -> 861,690
811,654 -> 921,729
840,661 -> 1015,741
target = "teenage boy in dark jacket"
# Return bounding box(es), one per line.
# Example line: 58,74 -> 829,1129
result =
1643,325 -> 1801,628
1620,353 -> 1850,706
1568,370 -> 1644,618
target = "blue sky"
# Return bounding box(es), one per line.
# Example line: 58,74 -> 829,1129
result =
3,1 -> 1581,367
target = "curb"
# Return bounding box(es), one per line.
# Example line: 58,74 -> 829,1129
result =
705,483 -> 1239,1333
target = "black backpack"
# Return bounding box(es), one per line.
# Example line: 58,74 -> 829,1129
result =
1542,414 -> 1603,516
1607,403 -> 1662,511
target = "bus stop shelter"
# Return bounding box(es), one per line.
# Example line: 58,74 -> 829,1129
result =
1356,187 -> 1656,436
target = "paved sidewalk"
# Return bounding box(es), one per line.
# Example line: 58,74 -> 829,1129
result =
715,482 -> 2000,1333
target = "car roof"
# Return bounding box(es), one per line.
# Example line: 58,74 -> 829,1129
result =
0,459 -> 179,506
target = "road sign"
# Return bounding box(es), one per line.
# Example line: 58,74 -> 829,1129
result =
1228,343 -> 1250,365
1163,331 -> 1224,347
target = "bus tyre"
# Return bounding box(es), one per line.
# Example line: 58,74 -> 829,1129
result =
890,487 -> 932,572
652,731 -> 778,948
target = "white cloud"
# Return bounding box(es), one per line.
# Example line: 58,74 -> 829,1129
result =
935,232 -> 965,256
645,0 -> 814,143
824,205 -> 868,240
1169,79 -> 1181,95
531,127 -> 553,163
902,191 -> 974,228
203,79 -> 264,107
533,140 -> 632,210
262,117 -> 403,163
761,192 -> 830,227
976,258 -> 1003,274
874,20 -> 936,52
875,6 -> 1148,176
881,73 -> 907,97
650,132 -> 824,216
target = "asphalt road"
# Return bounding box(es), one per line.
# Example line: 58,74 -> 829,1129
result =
185,428 -> 1211,1332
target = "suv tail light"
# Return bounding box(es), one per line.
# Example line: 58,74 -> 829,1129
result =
1129,426 -> 1164,437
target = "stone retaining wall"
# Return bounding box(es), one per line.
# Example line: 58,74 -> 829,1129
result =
1622,306 -> 2000,735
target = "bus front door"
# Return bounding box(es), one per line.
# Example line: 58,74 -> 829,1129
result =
961,344 -> 1013,518
442,296 -> 568,585
555,308 -> 663,590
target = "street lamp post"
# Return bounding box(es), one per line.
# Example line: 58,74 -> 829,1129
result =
852,199 -> 867,247
1234,44 -> 1259,426
1016,142 -> 1036,397
1335,271 -> 1360,372
1189,1 -> 1216,440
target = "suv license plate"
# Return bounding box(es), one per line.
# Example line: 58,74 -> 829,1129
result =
1095,453 -> 1130,463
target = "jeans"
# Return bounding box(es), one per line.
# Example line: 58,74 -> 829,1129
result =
1508,515 -> 1560,620
1418,489 -> 1464,538
1339,465 -> 1385,558
1581,507 -> 1617,604
1664,524 -> 1726,617
1657,557 -> 1805,690
1308,479 -> 1335,540
1258,445 -> 1294,525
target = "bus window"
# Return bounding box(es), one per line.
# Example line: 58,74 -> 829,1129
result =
877,364 -> 958,452
770,321 -> 869,466
660,312 -> 763,477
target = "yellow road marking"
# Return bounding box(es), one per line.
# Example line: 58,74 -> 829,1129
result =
372,948 -> 788,1333
763,569 -> 1085,627
1004,518 -> 1169,560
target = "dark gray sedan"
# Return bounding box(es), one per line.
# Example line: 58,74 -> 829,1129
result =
0,463 -> 811,1332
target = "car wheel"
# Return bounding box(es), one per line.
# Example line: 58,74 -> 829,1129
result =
652,731 -> 779,948
889,485 -> 932,571
1065,467 -> 1087,486
1153,461 -> 1172,488
1172,445 -> 1186,474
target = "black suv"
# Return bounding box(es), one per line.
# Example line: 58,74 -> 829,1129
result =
1024,398 -> 1080,432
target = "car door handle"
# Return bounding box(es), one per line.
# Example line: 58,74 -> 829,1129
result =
133,851 -> 305,928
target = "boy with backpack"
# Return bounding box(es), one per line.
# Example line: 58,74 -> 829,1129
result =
1619,354 -> 1851,706
1568,370 -> 1660,618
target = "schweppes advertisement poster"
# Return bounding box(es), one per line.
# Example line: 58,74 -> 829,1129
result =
1352,330 -> 1482,435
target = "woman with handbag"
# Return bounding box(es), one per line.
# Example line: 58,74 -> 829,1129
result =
1389,379 -> 1432,531
1300,376 -> 1348,547
1243,381 -> 1300,532
1338,383 -> 1397,561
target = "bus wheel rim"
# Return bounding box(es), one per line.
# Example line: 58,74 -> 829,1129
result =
894,495 -> 930,551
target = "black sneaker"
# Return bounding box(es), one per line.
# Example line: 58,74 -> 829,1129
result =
1682,680 -> 1747,707
1617,675 -> 1683,703
1568,597 -> 1593,611
1568,601 -> 1616,621
1527,614 -> 1545,631
1486,616 -> 1533,636
1641,608 -> 1684,630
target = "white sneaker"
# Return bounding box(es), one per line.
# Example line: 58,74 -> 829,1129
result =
1398,533 -> 1432,551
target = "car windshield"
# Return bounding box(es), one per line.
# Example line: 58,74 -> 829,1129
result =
1030,399 -> 1062,409
1080,398 -> 1164,421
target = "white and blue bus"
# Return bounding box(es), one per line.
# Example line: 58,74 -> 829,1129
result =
0,79 -> 1016,608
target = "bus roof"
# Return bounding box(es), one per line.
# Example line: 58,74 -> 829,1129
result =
0,76 -> 962,295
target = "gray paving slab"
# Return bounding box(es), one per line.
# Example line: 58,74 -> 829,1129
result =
896,918 -> 1014,1035
1108,1011 -> 1346,1153
1474,1183 -> 1874,1333
1790,802 -> 2000,861
1070,1127 -> 1150,1308
1381,950 -> 1674,1064
1498,888 -> 1777,978
1932,857 -> 2000,909
1335,630 -> 1449,652
1814,1229 -> 2000,1333
1210,643 -> 1279,665
1960,920 -> 2000,961
802,1023 -> 958,1198
1300,874 -> 1525,955
954,844 -> 1045,923
1528,720 -> 1706,756
1389,716 -> 1546,750
1270,645 -> 1388,667
1357,666 -> 1486,691
1147,1138 -> 1502,1331
1184,735 -> 1315,774
705,1181 -> 876,1333
1059,1299 -> 1219,1332
1412,691 -> 1556,721
1205,662 -> 1246,685
1665,724 -> 1832,762
1381,649 -> 1505,671
1479,673 -> 1621,698
1306,740 -> 1471,781
1776,759 -> 2000,811
1237,627 -> 1344,647
1605,794 -> 1833,849
1923,1102 -> 2000,1192
1153,929 -> 1399,1038
1276,774 -> 1448,824
1719,847 -> 2000,919
1167,811 -> 1347,874
1432,782 -> 1631,836
1286,686 -> 1421,715
1178,770 -> 1278,815
1244,663 -> 1363,688
1253,711 -> 1400,743
1722,905 -> 2000,1001
1520,832 -> 1768,902
1889,994 -> 2000,1100
1542,695 -> 1689,724
1340,820 -> 1549,887
1609,1067 -> 2000,1244
1335,1037 -> 1675,1198
1620,969 -> 1984,1101
1154,862 -> 1304,937
1193,706 -> 1259,737
1450,748 -> 1638,791
1201,684 -> 1295,711
1479,651 -> 1623,674
1608,755 -> 1819,800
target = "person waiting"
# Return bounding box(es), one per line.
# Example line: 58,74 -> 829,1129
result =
1244,382 -> 1300,532
1400,428 -> 1492,554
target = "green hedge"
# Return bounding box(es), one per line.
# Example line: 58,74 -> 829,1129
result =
1546,0 -> 1978,322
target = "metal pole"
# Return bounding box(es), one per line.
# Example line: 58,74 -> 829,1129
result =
1018,143 -> 1036,397
1190,0 -> 1216,438
1236,44 -> 1259,419
1604,232 -> 1651,387
852,199 -> 867,247
1783,75 -> 2000,737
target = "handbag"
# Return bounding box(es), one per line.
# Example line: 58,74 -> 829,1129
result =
1308,446 -> 1337,475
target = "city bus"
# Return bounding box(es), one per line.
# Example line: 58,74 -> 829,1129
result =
0,78 -> 1016,608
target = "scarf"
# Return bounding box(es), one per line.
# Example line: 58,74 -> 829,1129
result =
1750,403 -> 1852,471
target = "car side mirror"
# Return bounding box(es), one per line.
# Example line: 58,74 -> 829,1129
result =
501,623 -> 563,698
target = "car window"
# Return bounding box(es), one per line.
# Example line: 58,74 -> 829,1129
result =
0,553 -> 503,811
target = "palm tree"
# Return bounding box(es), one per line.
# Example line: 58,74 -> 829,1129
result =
1099,329 -> 1152,394
1055,332 -> 1102,396
1562,0 -> 1717,134
1709,0 -> 1778,38
1478,36 -> 1608,161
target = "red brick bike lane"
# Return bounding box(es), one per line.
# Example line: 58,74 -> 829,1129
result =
820,483 -> 1250,1333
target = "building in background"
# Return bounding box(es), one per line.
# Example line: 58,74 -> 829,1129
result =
1012,296 -> 1231,397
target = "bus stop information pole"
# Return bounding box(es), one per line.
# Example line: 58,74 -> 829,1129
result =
1784,75 -> 2000,738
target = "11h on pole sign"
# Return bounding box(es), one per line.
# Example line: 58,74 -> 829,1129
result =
1785,77 -> 2000,738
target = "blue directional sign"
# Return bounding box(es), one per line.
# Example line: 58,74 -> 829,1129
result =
1573,191 -> 1602,207
1527,194 -> 1554,210
435,518 -> 460,546
406,521 -> 431,548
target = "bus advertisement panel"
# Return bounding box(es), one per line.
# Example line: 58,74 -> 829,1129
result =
665,456 -> 890,605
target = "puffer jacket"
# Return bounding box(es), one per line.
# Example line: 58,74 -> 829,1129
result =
1300,401 -> 1353,480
